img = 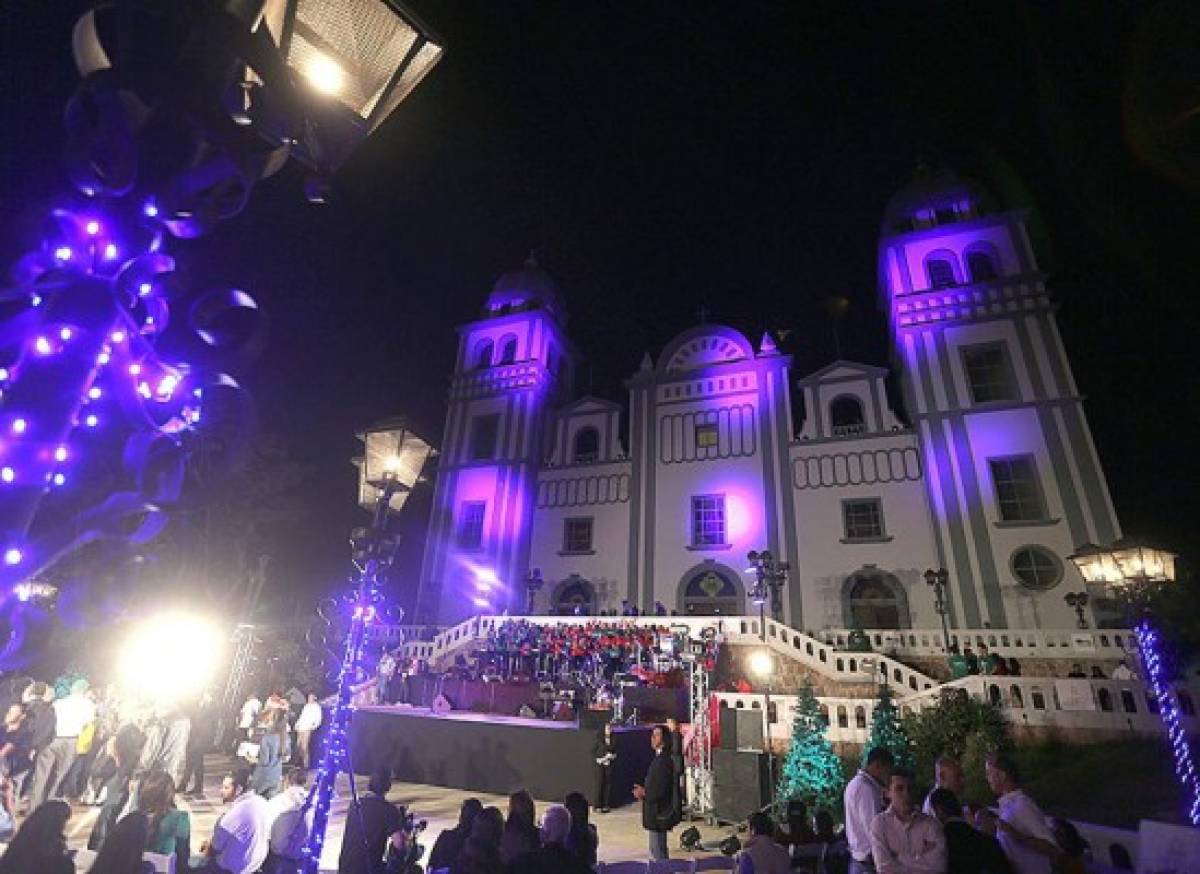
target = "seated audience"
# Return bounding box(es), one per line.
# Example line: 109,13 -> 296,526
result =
780,799 -> 817,847
338,767 -> 402,874
451,805 -> 504,874
869,768 -> 946,874
199,768 -> 271,874
428,797 -> 483,872
139,769 -> 191,862
929,788 -> 1012,874
509,804 -> 591,874
266,768 -> 314,874
563,791 -> 598,867
499,789 -> 539,864
736,811 -> 791,874
90,810 -> 152,874
0,799 -> 74,874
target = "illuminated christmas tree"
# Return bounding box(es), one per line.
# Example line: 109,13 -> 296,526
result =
861,683 -> 914,771
776,680 -> 846,815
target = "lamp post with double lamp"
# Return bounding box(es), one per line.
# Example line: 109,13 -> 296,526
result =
1063,591 -> 1090,629
1068,539 -> 1200,825
309,420 -> 433,869
524,568 -> 545,615
923,568 -> 952,652
746,550 -> 789,634
0,0 -> 444,591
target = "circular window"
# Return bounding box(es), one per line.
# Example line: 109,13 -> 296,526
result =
1011,546 -> 1063,590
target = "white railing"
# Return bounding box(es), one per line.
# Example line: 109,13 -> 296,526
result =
714,691 -> 875,745
397,614 -> 939,699
900,675 -> 1200,735
816,627 -> 1138,661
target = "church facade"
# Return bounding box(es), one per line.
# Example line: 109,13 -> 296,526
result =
416,171 -> 1121,633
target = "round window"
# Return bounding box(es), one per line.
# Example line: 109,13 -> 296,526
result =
1011,546 -> 1063,590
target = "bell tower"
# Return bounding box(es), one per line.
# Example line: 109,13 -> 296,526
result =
417,257 -> 573,623
879,168 -> 1120,629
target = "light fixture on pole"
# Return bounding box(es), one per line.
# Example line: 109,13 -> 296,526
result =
1063,591 -> 1090,629
923,568 -> 952,652
524,568 -> 545,616
306,419 -> 432,871
746,550 -> 789,634
1068,539 -> 1197,825
748,649 -> 778,814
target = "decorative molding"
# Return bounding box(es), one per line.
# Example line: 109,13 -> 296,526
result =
793,447 -> 922,490
536,474 -> 631,508
658,403 -> 757,463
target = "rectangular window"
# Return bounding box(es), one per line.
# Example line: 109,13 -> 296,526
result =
842,499 -> 885,541
695,422 -> 719,449
989,456 -> 1047,522
456,501 -> 486,550
469,414 -> 500,460
691,495 -> 727,547
962,343 -> 1017,404
562,517 -> 594,553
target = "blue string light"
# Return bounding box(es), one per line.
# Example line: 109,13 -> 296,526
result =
1135,620 -> 1200,825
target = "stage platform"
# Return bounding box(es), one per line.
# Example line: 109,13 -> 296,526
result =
351,705 -> 654,804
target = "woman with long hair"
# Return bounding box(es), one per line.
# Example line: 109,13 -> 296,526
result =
0,799 -> 73,874
563,791 -> 598,867
89,811 -> 150,874
451,806 -> 504,874
138,769 -> 191,861
498,789 -> 538,864
88,722 -> 147,851
252,707 -> 289,798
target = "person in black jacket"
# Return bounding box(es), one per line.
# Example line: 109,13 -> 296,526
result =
338,768 -> 403,874
592,723 -> 617,813
665,717 -> 687,811
928,788 -> 1012,874
428,797 -> 482,871
633,724 -> 677,861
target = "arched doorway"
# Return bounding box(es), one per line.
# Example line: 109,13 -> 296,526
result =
677,562 -> 745,616
551,575 -> 595,615
842,570 -> 909,629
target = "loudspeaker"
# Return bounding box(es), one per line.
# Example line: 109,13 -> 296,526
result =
712,749 -> 769,823
718,707 -> 764,750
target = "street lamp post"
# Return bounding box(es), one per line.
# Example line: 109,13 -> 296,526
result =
1063,592 -> 1090,629
1068,539 -> 1199,826
525,568 -> 544,615
305,420 -> 432,870
748,649 -> 777,813
923,568 -> 951,652
746,550 -> 789,634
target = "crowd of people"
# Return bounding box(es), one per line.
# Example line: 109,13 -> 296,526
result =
470,620 -> 677,683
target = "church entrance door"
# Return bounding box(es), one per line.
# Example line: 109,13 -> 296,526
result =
847,576 -> 901,629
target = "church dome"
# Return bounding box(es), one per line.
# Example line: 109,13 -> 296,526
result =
485,255 -> 566,321
882,166 -> 998,234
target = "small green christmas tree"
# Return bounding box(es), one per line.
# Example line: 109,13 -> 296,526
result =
776,680 -> 846,815
861,683 -> 914,771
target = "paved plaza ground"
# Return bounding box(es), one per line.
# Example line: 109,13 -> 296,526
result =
60,755 -> 739,869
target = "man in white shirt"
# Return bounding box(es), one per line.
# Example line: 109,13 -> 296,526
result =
985,754 -> 1059,874
293,694 -> 323,770
845,746 -> 894,874
869,768 -> 946,874
267,768 -> 313,866
239,695 -> 263,740
29,679 -> 96,806
921,756 -> 965,816
202,767 -> 271,874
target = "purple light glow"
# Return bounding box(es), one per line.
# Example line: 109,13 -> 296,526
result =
110,330 -> 126,343
54,246 -> 72,262
3,549 -> 21,566
1,468 -> 13,484
103,243 -> 119,260
472,596 -> 491,608
84,414 -> 99,428
128,364 -> 142,376
96,351 -> 110,365
156,373 -> 179,400
34,337 -> 52,356
30,295 -> 42,307
11,419 -> 26,435
52,473 -> 65,486
88,387 -> 102,400
53,446 -> 68,463
0,369 -> 8,381
143,202 -> 158,218
85,220 -> 100,236
59,328 -> 73,342
138,282 -> 153,297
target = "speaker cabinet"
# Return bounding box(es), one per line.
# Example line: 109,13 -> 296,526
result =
718,706 -> 765,750
712,748 -> 770,823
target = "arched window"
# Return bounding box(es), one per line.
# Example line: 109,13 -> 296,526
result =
829,396 -> 865,436
1010,685 -> 1024,708
966,248 -> 999,282
1097,688 -> 1113,712
854,706 -> 866,729
474,339 -> 494,369
572,427 -> 600,463
926,254 -> 959,289
848,575 -> 903,629
499,336 -> 518,364
988,684 -> 1002,707
836,706 -> 848,729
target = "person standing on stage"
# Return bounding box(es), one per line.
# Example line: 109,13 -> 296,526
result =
592,722 -> 617,813
292,694 -> 322,771
238,694 -> 262,744
376,649 -> 397,705
633,724 -> 679,861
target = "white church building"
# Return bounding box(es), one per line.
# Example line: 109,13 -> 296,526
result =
416,169 -> 1122,634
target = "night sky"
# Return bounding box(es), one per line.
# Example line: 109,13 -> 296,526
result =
2,2 -> 1198,615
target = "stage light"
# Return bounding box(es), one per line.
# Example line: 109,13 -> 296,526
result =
88,387 -> 102,400
54,246 -> 73,262
475,567 -> 499,585
110,330 -> 126,343
11,419 -> 27,435
116,612 -> 224,704
306,54 -> 346,96
85,415 -> 98,427
3,549 -> 22,566
34,337 -> 52,356
54,446 -> 68,463
96,351 -> 110,365
103,243 -> 119,260
128,364 -> 142,376
0,368 -> 8,381
1,468 -> 13,483
85,220 -> 100,235
52,473 -> 65,486
59,327 -> 73,341
749,649 -> 774,679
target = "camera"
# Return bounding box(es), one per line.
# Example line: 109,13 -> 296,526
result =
403,810 -> 427,835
